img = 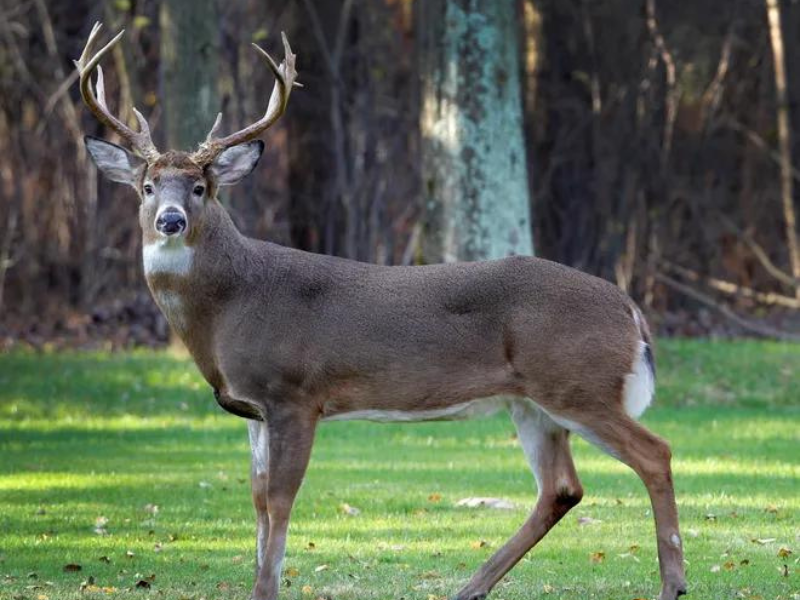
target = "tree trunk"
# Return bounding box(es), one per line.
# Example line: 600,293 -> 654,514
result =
419,0 -> 533,262
766,0 -> 800,298
159,0 -> 219,150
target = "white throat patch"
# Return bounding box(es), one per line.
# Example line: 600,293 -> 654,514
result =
142,238 -> 194,277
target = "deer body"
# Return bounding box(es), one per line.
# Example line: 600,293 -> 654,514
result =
77,24 -> 687,600
146,207 -> 643,426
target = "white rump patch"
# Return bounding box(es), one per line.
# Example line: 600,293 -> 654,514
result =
622,341 -> 655,419
143,239 -> 194,276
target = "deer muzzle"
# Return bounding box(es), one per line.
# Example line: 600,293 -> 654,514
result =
155,207 -> 187,237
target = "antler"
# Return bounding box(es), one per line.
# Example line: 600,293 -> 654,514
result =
75,22 -> 159,162
191,32 -> 298,166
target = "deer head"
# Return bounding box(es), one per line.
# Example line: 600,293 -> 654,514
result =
76,22 -> 298,249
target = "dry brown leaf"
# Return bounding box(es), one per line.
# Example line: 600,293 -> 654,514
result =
428,493 -> 442,502
590,551 -> 605,564
285,567 -> 300,577
302,584 -> 313,594
777,546 -> 792,558
339,503 -> 360,516
62,564 -> 82,573
470,540 -> 488,549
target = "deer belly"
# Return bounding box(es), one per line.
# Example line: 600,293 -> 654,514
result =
321,396 -> 509,423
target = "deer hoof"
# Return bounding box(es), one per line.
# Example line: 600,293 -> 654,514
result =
452,591 -> 488,600
659,582 -> 688,600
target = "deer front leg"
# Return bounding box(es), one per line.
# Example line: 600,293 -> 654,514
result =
248,420 -> 270,573
251,408 -> 317,600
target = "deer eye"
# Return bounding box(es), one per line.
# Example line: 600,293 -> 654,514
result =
193,185 -> 205,196
143,184 -> 154,195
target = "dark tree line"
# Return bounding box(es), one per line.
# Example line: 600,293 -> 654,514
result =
0,0 -> 798,348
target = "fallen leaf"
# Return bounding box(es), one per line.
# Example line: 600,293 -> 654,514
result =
125,550 -> 135,559
470,540 -> 489,549
215,581 -> 229,591
231,555 -> 244,564
590,551 -> 605,564
418,570 -> 440,580
301,585 -> 313,594
285,567 -> 300,577
314,564 -> 329,572
428,493 -> 442,502
752,538 -> 776,545
710,564 -> 721,573
339,503 -> 360,516
777,546 -> 792,558
62,564 -> 82,573
306,542 -> 316,550
542,583 -> 555,593
457,497 -> 515,510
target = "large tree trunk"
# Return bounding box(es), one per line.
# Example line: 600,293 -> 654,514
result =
768,0 -> 800,299
159,0 -> 219,150
419,0 -> 533,262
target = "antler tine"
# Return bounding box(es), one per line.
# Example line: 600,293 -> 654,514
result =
75,22 -> 159,162
192,32 -> 298,166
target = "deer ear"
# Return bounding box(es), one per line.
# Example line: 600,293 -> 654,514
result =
85,136 -> 145,187
209,141 -> 264,186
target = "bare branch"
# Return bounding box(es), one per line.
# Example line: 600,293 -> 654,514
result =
656,272 -> 800,340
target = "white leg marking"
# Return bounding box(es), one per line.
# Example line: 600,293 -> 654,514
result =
509,399 -> 561,491
248,420 -> 270,477
248,420 -> 269,568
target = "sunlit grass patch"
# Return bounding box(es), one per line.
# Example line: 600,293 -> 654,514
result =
0,340 -> 797,599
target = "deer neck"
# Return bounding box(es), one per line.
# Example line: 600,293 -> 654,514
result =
142,200 -> 254,337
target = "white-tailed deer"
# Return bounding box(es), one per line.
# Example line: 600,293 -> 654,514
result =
76,23 -> 686,600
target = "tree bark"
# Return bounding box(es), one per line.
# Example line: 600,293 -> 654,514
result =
766,0 -> 800,298
159,0 -> 219,150
419,0 -> 533,262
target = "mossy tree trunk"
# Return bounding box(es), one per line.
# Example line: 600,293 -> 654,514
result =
159,0 -> 219,151
419,0 -> 533,262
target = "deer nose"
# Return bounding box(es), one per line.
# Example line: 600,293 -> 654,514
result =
156,210 -> 187,236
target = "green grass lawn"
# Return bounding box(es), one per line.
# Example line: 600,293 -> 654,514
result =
0,340 -> 797,600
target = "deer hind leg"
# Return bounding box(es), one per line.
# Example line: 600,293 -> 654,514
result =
564,412 -> 687,600
248,420 -> 270,574
453,399 -> 583,600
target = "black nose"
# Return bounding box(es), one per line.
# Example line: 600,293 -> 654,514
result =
156,211 -> 186,236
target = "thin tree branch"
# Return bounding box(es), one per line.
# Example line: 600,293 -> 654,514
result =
656,272 -> 800,340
